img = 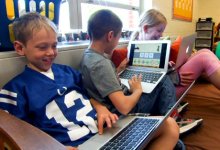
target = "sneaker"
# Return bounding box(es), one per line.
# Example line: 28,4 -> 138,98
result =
177,117 -> 203,134
170,109 -> 179,119
177,101 -> 189,114
174,139 -> 186,150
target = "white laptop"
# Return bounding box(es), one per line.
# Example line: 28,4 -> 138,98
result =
78,81 -> 195,150
119,40 -> 171,93
174,33 -> 197,69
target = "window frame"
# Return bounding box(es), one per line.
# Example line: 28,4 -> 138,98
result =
67,0 -> 140,30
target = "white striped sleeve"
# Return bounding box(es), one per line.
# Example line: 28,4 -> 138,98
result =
0,98 -> 17,105
0,89 -> 17,97
0,89 -> 17,106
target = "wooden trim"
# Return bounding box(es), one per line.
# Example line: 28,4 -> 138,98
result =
0,109 -> 66,150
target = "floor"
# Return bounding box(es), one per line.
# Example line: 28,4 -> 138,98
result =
180,80 -> 220,150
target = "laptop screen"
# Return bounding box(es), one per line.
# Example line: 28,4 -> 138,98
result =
128,40 -> 170,70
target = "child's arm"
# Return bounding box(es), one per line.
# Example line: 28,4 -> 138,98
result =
90,98 -> 119,134
109,75 -> 143,115
0,85 -> 28,120
116,58 -> 129,74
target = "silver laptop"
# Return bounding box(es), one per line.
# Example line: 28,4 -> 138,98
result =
119,40 -> 171,93
78,80 -> 194,150
175,34 -> 196,69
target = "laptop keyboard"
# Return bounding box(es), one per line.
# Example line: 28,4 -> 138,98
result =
120,70 -> 163,83
100,118 -> 160,150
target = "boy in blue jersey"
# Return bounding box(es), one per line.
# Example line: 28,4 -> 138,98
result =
80,9 -> 181,149
0,12 -> 119,149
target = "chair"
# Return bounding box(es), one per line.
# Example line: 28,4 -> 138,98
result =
0,109 -> 66,150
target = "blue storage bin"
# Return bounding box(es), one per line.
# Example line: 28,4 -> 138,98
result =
0,0 -> 61,51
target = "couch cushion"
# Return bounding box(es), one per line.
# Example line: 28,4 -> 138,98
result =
170,36 -> 182,63
111,47 -> 128,68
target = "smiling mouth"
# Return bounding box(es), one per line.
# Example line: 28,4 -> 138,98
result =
43,58 -> 54,64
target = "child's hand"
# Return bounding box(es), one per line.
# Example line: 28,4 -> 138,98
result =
168,61 -> 175,68
179,72 -> 194,86
128,74 -> 143,93
116,58 -> 129,73
96,105 -> 119,135
90,99 -> 119,134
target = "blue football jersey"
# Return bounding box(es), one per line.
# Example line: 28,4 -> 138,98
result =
0,64 -> 98,146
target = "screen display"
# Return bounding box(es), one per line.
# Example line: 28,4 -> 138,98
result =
129,43 -> 167,69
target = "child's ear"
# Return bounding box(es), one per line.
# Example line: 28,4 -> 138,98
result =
143,25 -> 149,33
14,41 -> 25,56
107,31 -> 114,41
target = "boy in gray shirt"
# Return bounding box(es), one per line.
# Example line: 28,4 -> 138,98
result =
80,9 -> 180,149
81,10 -> 176,116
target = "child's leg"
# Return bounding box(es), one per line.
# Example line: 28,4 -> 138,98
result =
147,117 -> 179,150
130,91 -> 159,115
176,49 -> 220,98
208,65 -> 220,89
156,75 -> 176,114
131,75 -> 176,115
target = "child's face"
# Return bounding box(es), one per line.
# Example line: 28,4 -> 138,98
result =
106,31 -> 122,55
143,23 -> 166,40
18,28 -> 58,72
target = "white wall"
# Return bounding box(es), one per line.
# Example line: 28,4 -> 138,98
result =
198,0 -> 220,25
141,0 -> 199,38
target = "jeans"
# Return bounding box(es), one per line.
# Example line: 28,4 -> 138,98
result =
130,75 -> 176,115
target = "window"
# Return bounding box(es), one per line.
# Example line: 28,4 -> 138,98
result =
59,0 -> 70,32
59,0 -> 140,33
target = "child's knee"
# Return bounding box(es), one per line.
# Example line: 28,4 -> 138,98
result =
199,48 -> 212,53
165,117 -> 179,138
197,49 -> 215,57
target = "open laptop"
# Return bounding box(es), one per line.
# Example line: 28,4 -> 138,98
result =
174,33 -> 197,69
78,81 -> 195,150
119,40 -> 171,93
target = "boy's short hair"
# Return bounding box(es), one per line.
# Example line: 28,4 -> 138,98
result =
13,12 -> 57,45
87,9 -> 122,40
